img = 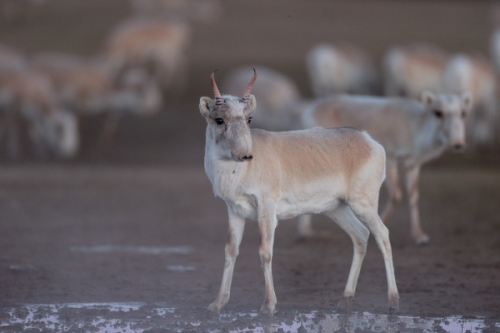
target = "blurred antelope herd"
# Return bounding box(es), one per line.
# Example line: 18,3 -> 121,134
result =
0,0 -> 499,162
0,0 -> 220,159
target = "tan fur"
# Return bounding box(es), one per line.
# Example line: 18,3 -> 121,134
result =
200,71 -> 399,315
248,128 -> 373,194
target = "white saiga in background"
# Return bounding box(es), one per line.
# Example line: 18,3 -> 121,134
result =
383,43 -> 448,99
442,53 -> 497,147
307,43 -> 378,97
301,92 -> 473,245
200,69 -> 399,315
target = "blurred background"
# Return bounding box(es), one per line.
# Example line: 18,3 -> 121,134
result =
0,0 -> 499,327
0,0 -> 498,166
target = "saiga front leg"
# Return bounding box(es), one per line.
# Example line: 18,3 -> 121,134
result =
208,209 -> 245,313
404,164 -> 430,245
258,199 -> 278,315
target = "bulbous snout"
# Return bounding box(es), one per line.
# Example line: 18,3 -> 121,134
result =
231,145 -> 253,162
449,117 -> 467,154
238,154 -> 253,161
228,121 -> 253,162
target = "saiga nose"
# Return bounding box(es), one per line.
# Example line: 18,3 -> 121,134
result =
453,143 -> 465,152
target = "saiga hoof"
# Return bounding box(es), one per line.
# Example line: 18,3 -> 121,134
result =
208,302 -> 222,314
389,294 -> 400,314
414,233 -> 430,246
337,296 -> 354,312
259,304 -> 276,316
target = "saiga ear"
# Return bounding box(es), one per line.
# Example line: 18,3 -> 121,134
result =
199,97 -> 213,118
245,94 -> 257,116
461,91 -> 474,113
421,90 -> 436,109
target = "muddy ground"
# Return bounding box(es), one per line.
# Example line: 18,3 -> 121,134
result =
0,0 -> 499,331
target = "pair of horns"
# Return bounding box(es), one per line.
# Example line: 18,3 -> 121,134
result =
211,68 -> 257,105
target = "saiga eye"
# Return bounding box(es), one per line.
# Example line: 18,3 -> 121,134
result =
248,117 -> 252,124
215,118 -> 225,125
434,110 -> 443,119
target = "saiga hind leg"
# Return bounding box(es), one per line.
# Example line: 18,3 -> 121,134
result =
349,200 -> 400,313
324,204 -> 370,311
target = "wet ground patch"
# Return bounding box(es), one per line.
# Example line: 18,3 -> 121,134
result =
1,303 -> 499,332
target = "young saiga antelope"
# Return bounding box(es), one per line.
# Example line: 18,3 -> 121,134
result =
200,69 -> 399,315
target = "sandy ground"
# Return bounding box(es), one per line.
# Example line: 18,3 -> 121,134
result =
0,0 -> 499,331
0,165 -> 499,331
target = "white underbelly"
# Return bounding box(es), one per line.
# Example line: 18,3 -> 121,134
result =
276,190 -> 341,220
224,185 -> 343,221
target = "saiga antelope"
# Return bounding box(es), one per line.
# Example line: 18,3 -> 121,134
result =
307,43 -> 378,97
105,18 -> 190,94
383,43 -> 448,100
300,92 -> 473,245
200,69 -> 399,315
32,52 -> 162,147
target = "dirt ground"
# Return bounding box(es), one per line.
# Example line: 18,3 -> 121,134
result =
0,0 -> 499,331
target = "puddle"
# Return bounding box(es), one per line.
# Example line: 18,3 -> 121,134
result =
34,302 -> 148,311
0,302 -> 498,332
167,265 -> 196,272
69,245 -> 193,255
8,264 -> 36,271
